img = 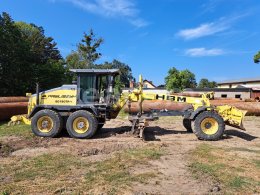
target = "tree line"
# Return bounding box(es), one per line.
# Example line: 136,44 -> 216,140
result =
163,48 -> 260,91
0,12 -> 133,96
164,67 -> 217,91
0,12 -> 65,96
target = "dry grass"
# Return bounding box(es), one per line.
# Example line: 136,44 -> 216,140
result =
152,116 -> 182,125
0,123 -> 32,138
0,142 -> 14,157
189,144 -> 260,194
0,144 -> 164,194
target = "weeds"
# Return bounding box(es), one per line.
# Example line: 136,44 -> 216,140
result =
0,145 -> 164,194
0,123 -> 32,138
189,143 -> 260,194
0,142 -> 14,157
84,146 -> 163,192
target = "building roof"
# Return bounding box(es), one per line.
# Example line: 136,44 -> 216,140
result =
238,85 -> 260,90
184,88 -> 252,92
143,79 -> 156,88
218,77 -> 260,84
70,69 -> 120,74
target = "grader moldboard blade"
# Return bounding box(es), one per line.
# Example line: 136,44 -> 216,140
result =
215,105 -> 247,130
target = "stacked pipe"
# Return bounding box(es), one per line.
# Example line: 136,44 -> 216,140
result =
124,96 -> 260,116
0,97 -> 28,121
124,100 -> 191,113
210,100 -> 260,116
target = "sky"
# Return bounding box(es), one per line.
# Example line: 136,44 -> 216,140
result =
1,0 -> 260,86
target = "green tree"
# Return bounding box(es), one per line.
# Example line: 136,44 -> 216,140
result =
0,12 -> 65,96
198,78 -> 218,88
254,51 -> 260,63
15,22 -> 65,92
179,69 -> 197,89
95,60 -> 133,91
0,12 -> 30,96
66,29 -> 104,69
165,67 -> 197,90
165,67 -> 180,91
65,29 -> 133,91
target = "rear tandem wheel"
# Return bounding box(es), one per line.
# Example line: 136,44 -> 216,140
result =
66,110 -> 98,139
193,111 -> 225,141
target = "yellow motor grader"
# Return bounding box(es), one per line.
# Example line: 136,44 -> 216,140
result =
10,69 -> 246,141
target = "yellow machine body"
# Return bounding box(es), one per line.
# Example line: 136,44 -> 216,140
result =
29,85 -> 77,108
9,85 -> 77,126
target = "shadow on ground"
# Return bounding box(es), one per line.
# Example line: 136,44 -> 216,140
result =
94,126 -> 192,141
59,126 -> 258,142
224,129 -> 258,141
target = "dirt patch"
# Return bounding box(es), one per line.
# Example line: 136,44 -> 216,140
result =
0,116 -> 259,194
189,144 -> 260,194
78,142 -> 142,156
128,116 -> 260,194
0,135 -> 64,152
132,145 -> 213,195
0,145 -> 165,194
11,147 -> 62,157
0,142 -> 14,157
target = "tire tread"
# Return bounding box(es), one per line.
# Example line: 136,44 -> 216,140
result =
66,110 -> 98,139
193,111 -> 225,141
31,109 -> 63,137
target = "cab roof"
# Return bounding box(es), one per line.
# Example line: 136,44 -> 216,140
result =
70,69 -> 120,75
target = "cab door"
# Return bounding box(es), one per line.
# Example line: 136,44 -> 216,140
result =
78,74 -> 96,103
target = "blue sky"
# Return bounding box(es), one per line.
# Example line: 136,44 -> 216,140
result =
1,0 -> 260,85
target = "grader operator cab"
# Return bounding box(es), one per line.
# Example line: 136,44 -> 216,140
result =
10,69 -> 247,141
73,69 -> 120,105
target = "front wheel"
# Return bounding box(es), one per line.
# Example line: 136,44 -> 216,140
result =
193,111 -> 225,141
66,110 -> 98,139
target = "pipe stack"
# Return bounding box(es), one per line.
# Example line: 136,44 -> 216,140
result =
123,99 -> 260,116
124,100 -> 191,113
210,100 -> 260,116
0,97 -> 28,121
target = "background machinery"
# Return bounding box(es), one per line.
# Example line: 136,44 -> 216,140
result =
10,69 -> 247,141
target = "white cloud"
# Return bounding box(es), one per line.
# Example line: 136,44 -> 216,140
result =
176,14 -> 248,40
129,18 -> 149,28
177,22 -> 228,40
201,0 -> 224,14
52,0 -> 148,27
185,48 -> 225,57
68,0 -> 136,17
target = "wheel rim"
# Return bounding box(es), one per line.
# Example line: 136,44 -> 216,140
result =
201,118 -> 218,135
73,117 -> 89,134
37,116 -> 54,133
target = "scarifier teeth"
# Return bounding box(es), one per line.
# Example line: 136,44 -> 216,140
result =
7,120 -> 21,126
